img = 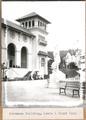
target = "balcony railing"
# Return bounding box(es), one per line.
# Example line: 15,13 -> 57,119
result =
39,39 -> 47,46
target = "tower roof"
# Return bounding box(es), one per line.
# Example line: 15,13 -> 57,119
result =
16,12 -> 51,24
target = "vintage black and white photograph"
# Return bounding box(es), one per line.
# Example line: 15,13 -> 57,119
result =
1,1 -> 86,107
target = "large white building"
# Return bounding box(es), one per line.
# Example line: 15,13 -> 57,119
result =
1,12 -> 50,79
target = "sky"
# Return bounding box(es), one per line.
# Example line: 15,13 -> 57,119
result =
2,1 -> 85,52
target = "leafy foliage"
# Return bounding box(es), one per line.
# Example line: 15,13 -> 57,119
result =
67,62 -> 79,70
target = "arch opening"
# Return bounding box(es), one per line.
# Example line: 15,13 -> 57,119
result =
21,47 -> 27,68
7,43 -> 16,67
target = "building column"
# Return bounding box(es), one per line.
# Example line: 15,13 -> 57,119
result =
15,50 -> 21,67
27,22 -> 29,29
27,52 -> 29,69
27,52 -> 33,70
4,26 -> 8,67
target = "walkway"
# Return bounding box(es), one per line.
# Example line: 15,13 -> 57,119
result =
2,80 -> 83,107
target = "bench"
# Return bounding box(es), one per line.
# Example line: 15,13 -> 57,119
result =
59,81 -> 80,97
59,81 -> 66,95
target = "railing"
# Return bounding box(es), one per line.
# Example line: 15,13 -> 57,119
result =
6,68 -> 30,79
39,39 -> 47,46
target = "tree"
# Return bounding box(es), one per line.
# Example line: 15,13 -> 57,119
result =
67,62 -> 79,70
59,59 -> 66,69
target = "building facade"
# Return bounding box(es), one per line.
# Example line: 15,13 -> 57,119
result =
1,12 -> 50,79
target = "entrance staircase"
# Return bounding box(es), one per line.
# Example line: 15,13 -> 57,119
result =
6,68 -> 31,80
21,71 -> 32,80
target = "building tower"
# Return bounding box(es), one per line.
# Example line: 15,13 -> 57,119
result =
16,12 -> 50,75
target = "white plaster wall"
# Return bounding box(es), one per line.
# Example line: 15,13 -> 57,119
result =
1,28 -> 6,48
5,29 -> 34,78
6,29 -> 33,70
2,24 -> 48,78
30,29 -> 48,74
31,38 -> 37,70
1,28 -> 7,65
7,29 -> 18,46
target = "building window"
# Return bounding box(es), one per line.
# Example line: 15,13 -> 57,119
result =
7,43 -> 15,67
38,21 -> 42,27
39,35 -> 45,41
40,22 -> 42,26
32,20 -> 34,27
25,22 -> 27,28
38,21 -> 40,26
41,58 -> 45,67
21,47 -> 27,68
21,22 -> 24,27
29,21 -> 31,27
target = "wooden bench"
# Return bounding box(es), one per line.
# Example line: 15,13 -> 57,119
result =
59,81 -> 80,97
59,81 -> 66,95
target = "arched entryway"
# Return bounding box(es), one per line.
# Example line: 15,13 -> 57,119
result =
7,43 -> 16,67
21,47 -> 27,68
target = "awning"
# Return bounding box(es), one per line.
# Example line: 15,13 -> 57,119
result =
38,51 -> 48,56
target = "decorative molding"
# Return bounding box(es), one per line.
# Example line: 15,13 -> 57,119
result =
23,35 -> 28,42
9,29 -> 15,39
